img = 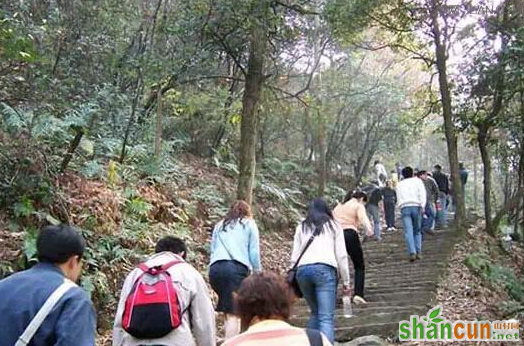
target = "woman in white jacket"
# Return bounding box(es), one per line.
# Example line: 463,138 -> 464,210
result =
290,198 -> 351,343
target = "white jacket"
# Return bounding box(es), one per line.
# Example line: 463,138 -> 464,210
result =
396,177 -> 427,209
290,221 -> 350,286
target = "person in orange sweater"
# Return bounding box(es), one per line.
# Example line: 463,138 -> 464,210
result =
222,272 -> 332,346
333,191 -> 373,305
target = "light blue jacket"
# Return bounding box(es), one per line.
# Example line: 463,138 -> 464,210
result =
209,218 -> 261,271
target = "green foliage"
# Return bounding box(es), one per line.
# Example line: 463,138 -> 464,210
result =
465,253 -> 524,303
0,261 -> 14,278
23,226 -> 38,264
13,197 -> 35,218
0,12 -> 37,62
125,196 -> 153,219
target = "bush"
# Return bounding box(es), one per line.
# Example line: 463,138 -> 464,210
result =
465,253 -> 524,303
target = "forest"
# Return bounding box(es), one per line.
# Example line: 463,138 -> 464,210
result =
1,0 -> 524,344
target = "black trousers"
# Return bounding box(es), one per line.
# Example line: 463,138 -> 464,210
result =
343,229 -> 365,298
384,201 -> 396,228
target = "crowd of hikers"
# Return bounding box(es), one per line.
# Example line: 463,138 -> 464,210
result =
0,161 -> 467,346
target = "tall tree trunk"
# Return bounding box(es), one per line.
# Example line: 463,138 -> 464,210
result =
154,86 -> 163,160
236,20 -> 267,205
430,1 -> 465,225
516,91 -> 524,236
60,127 -> 84,173
120,72 -> 143,163
473,153 -> 478,210
316,110 -> 327,196
478,125 -> 493,234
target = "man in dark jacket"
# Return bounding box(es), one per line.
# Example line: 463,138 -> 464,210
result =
432,164 -> 450,228
418,170 -> 439,235
0,224 -> 96,346
459,162 -> 469,207
381,180 -> 397,232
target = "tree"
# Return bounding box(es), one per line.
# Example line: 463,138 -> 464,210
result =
326,0 -> 474,225
237,10 -> 269,204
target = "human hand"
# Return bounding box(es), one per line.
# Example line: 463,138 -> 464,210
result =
342,284 -> 351,296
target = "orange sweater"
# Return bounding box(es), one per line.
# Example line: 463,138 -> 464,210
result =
333,199 -> 372,234
222,320 -> 332,346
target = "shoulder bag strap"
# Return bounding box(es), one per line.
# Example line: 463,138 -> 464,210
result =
15,278 -> 77,346
306,328 -> 324,346
291,225 -> 320,270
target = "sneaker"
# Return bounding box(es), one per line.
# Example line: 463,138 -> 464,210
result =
353,295 -> 368,305
409,253 -> 417,262
391,227 -> 397,231
416,253 -> 422,260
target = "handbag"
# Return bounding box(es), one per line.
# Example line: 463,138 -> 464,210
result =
286,227 -> 320,298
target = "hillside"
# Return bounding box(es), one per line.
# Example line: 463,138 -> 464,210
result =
0,153 -> 310,341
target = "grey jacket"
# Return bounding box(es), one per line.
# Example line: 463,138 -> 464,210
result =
423,177 -> 440,204
113,252 -> 216,346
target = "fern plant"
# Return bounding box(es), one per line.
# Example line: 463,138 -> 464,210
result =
125,197 -> 153,219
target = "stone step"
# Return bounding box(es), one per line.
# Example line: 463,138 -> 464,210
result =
294,291 -> 432,309
334,321 -> 401,341
362,260 -> 448,270
363,269 -> 446,280
294,310 -> 420,326
292,303 -> 428,316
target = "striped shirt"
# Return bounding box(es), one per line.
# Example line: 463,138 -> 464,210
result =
222,320 -> 332,346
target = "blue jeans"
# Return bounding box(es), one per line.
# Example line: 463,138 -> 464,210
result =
436,193 -> 448,227
401,206 -> 423,255
296,264 -> 337,343
365,204 -> 381,239
422,203 -> 435,232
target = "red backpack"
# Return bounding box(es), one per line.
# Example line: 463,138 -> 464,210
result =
122,260 -> 182,339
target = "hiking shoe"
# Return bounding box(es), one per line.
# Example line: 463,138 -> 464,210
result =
416,253 -> 422,260
353,295 -> 368,305
409,253 -> 417,262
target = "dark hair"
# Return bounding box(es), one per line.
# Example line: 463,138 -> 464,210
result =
222,200 -> 252,231
417,170 -> 428,177
37,224 -> 86,264
434,164 -> 442,171
234,272 -> 292,330
402,166 -> 414,178
351,191 -> 368,202
343,190 -> 368,203
343,190 -> 353,203
156,236 -> 187,258
374,160 -> 380,165
302,198 -> 334,234
459,162 -> 464,169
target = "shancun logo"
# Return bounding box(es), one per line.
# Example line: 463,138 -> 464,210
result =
398,305 -> 519,342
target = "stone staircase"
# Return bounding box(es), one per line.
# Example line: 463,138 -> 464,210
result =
290,227 -> 461,342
